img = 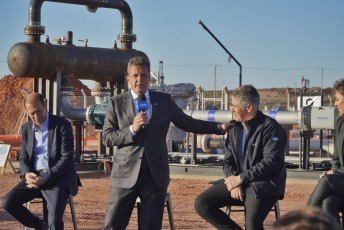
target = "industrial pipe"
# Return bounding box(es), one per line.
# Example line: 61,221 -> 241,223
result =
81,89 -> 88,138
183,108 -> 337,130
60,88 -> 87,121
7,42 -> 147,81
85,107 -> 338,130
86,104 -> 107,130
201,134 -> 224,152
27,0 -> 136,48
92,82 -> 111,104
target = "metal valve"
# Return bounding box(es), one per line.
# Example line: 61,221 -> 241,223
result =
78,39 -> 88,47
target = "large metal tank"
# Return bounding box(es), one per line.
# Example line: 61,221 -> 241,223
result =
8,42 -> 147,82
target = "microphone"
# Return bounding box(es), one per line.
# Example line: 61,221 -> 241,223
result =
136,94 -> 149,129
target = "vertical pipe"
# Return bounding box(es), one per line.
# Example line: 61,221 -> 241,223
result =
81,89 -> 88,139
191,133 -> 197,165
27,0 -> 44,42
73,120 -> 83,162
53,70 -> 62,116
213,65 -> 217,107
28,0 -> 135,48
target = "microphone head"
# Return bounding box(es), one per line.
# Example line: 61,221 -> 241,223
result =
138,94 -> 146,102
136,94 -> 149,112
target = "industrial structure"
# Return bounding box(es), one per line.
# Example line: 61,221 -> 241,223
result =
7,0 -> 339,171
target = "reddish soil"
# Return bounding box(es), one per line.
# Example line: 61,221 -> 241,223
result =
0,75 -> 97,137
0,171 -> 316,230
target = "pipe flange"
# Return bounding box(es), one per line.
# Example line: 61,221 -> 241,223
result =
117,33 -> 137,43
91,87 -> 111,97
91,87 -> 112,92
299,106 -> 312,131
61,86 -> 73,96
92,92 -> 111,97
85,105 -> 94,125
24,25 -> 45,35
201,134 -> 211,153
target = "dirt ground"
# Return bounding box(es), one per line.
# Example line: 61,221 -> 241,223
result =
0,170 -> 317,230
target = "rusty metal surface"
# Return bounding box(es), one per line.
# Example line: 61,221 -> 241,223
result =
8,42 -> 147,81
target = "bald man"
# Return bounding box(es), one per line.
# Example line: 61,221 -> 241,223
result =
1,93 -> 79,230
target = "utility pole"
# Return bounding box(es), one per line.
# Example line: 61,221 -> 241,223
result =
214,65 -> 217,106
320,68 -> 324,157
321,68 -> 323,95
199,20 -> 242,87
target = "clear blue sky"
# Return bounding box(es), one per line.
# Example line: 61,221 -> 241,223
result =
1,0 -> 343,90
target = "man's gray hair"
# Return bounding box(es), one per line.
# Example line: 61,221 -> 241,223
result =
231,85 -> 260,110
127,56 -> 150,75
333,79 -> 344,96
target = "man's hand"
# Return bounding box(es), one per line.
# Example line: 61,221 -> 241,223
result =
320,169 -> 334,179
220,122 -> 233,132
25,172 -> 38,184
25,172 -> 44,189
224,175 -> 243,191
230,186 -> 244,202
132,112 -> 149,133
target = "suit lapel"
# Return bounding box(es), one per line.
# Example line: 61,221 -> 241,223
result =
149,91 -> 159,124
124,91 -> 136,123
27,122 -> 35,157
48,115 -> 54,159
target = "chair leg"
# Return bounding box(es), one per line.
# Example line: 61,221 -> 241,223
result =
69,195 -> 78,230
165,193 -> 175,230
42,198 -> 48,223
137,201 -> 142,230
23,201 -> 32,230
274,201 -> 280,220
226,205 -> 232,216
24,196 -> 77,230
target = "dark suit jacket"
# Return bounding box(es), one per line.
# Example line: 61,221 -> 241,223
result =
102,90 -> 223,189
20,113 -> 79,196
332,116 -> 344,174
223,111 -> 286,199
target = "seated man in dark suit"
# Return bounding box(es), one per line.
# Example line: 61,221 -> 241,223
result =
1,93 -> 79,230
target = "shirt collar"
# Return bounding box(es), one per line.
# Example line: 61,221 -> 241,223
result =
130,89 -> 150,100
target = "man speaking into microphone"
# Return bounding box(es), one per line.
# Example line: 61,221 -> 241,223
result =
102,56 -> 230,230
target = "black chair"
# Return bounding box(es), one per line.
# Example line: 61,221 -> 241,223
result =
226,200 -> 280,220
24,194 -> 77,230
136,192 -> 175,230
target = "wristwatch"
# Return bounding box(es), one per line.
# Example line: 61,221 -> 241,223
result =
239,174 -> 244,182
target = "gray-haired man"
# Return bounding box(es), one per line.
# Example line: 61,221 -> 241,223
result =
195,85 -> 287,230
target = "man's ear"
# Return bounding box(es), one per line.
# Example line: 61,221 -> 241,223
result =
43,99 -> 47,109
246,103 -> 254,113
